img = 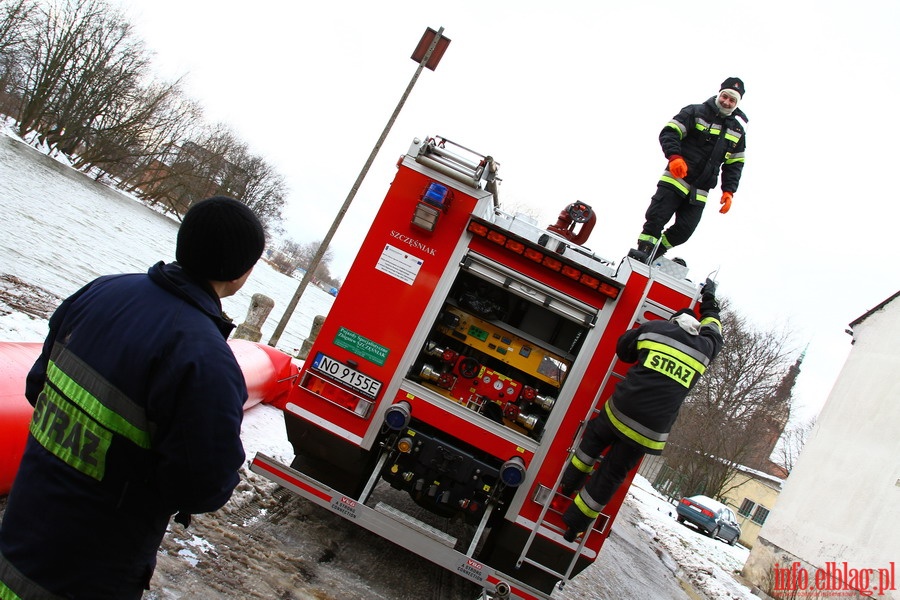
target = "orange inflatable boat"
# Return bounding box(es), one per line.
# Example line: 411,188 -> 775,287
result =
0,340 -> 299,495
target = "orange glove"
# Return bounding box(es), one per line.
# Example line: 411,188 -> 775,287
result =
720,191 -> 733,214
668,155 -> 688,179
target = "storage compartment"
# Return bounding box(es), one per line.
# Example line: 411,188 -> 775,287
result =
405,254 -> 598,441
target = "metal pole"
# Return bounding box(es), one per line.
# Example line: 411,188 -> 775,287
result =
268,27 -> 446,348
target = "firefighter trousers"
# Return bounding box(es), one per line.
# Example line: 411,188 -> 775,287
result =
562,414 -> 646,510
640,184 -> 705,249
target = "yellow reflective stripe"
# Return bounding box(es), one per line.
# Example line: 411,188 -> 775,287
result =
660,175 -> 689,194
0,580 -> 22,600
0,551 -> 63,600
643,350 -> 695,388
659,176 -> 710,202
47,360 -> 150,449
666,120 -> 686,139
571,454 -> 593,474
636,340 -> 707,375
574,493 -> 601,519
638,234 -> 659,244
724,132 -> 739,143
604,402 -> 666,452
30,389 -> 112,480
701,316 -> 723,332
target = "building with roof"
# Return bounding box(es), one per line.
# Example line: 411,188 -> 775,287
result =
742,291 -> 900,599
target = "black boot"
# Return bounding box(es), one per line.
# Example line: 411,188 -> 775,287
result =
562,501 -> 595,543
650,244 -> 667,262
627,240 -> 654,264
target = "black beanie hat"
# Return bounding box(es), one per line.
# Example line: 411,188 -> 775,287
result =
176,196 -> 266,281
720,76 -> 745,99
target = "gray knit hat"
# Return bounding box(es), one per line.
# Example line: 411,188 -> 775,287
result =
176,196 -> 266,281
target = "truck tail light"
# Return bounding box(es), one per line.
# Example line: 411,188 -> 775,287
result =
468,222 -> 489,237
504,239 -> 525,254
486,230 -> 506,245
542,256 -> 562,271
384,401 -> 412,430
466,217 -> 621,299
302,373 -> 373,418
561,265 -> 581,280
579,273 -> 600,289
523,248 -> 543,262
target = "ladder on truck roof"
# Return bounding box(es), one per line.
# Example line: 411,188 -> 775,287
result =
514,265 -> 698,590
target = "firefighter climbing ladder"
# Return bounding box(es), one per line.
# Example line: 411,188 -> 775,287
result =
514,266 -> 695,589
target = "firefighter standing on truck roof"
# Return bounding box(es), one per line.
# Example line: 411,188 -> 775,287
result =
628,77 -> 748,264
0,197 -> 265,599
556,278 -> 724,542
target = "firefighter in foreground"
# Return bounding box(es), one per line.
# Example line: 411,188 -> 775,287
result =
629,77 -> 748,264
557,278 -> 724,542
0,196 -> 265,599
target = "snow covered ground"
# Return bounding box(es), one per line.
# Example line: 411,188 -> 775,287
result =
0,127 -> 761,599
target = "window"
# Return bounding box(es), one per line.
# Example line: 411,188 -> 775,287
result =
752,505 -> 770,525
738,498 -> 756,517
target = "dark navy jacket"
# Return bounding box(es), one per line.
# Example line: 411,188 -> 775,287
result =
658,97 -> 747,198
0,262 -> 247,599
602,313 -> 723,455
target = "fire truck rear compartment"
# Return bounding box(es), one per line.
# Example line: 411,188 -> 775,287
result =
380,423 -> 508,525
406,267 -> 595,443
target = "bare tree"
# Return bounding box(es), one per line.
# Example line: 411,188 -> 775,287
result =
5,0 -> 288,239
271,239 -> 334,277
0,0 -> 36,114
15,0 -> 100,136
661,302 -> 797,500
70,79 -> 190,176
27,0 -> 159,169
112,89 -> 202,202
772,417 -> 816,475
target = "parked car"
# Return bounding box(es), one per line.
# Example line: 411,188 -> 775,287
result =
676,495 -> 741,545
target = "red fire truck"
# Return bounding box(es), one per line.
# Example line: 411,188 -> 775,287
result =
250,135 -> 700,599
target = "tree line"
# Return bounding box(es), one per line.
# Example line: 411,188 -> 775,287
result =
0,0 -> 287,230
0,0 -> 344,286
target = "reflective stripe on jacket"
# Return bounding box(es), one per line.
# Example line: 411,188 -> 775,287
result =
0,262 -> 247,599
601,316 -> 723,454
658,97 -> 747,197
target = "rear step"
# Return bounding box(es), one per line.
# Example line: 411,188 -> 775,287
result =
374,502 -> 457,547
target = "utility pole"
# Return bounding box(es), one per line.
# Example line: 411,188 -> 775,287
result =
268,27 -> 450,348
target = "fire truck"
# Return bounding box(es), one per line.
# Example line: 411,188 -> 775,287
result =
250,135 -> 700,599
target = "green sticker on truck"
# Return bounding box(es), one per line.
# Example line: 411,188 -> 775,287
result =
334,327 -> 389,366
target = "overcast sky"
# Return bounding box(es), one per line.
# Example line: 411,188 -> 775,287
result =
113,0 -> 899,423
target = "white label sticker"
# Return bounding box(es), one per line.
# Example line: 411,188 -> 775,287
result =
375,244 -> 423,285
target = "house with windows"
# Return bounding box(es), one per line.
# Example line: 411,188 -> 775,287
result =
720,464 -> 782,548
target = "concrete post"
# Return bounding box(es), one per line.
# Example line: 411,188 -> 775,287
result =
296,315 -> 326,360
232,294 -> 275,342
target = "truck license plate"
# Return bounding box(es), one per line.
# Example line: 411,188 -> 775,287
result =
312,353 -> 382,399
